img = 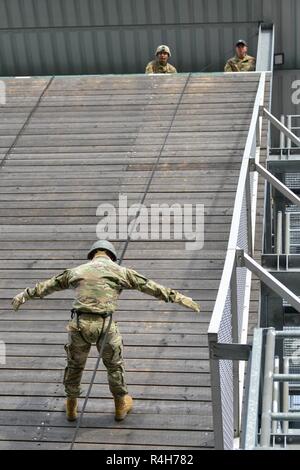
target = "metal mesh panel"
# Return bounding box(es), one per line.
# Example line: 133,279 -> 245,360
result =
289,214 -> 300,228
283,328 -> 300,375
285,211 -> 300,253
283,328 -> 300,410
287,205 -> 300,213
215,181 -> 253,448
237,187 -> 250,338
284,173 -> 300,189
218,289 -> 234,450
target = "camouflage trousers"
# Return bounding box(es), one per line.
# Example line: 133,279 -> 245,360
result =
63,313 -> 128,398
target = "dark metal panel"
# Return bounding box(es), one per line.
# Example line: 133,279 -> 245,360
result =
271,70 -> 300,147
0,0 -> 297,76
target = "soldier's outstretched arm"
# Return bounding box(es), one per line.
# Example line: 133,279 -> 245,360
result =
11,270 -> 70,311
120,268 -> 200,312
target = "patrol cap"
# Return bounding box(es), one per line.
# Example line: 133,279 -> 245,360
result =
236,39 -> 248,47
87,240 -> 117,261
155,45 -> 171,57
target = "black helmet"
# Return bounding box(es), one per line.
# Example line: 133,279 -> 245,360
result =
87,240 -> 117,261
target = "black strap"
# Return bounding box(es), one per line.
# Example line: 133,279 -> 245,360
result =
70,309 -> 110,345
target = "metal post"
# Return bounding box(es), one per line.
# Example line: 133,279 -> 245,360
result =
272,356 -> 281,442
285,212 -> 291,270
276,212 -> 283,255
242,329 -> 263,449
208,333 -> 224,449
287,115 -> 292,158
277,211 -> 282,271
246,164 -> 254,257
280,115 -> 285,159
231,265 -> 240,437
260,328 -> 276,447
283,357 -> 289,447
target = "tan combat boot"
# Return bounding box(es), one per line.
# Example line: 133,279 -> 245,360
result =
66,397 -> 78,421
114,394 -> 133,421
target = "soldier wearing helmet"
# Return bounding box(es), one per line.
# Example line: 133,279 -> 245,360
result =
12,240 -> 199,422
145,45 -> 177,74
224,39 -> 256,72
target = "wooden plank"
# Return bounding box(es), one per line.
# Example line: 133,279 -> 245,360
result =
0,332 -> 208,347
0,396 -> 210,414
1,357 -> 207,373
3,344 -> 209,360
0,320 -> 208,334
0,425 -> 213,447
0,441 -> 201,450
0,370 -> 210,387
0,410 -> 212,430
0,72 -> 269,451
0,383 -> 210,401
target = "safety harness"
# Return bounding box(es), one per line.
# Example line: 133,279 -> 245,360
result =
70,308 -> 112,346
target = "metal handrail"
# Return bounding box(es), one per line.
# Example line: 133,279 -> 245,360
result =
208,73 -> 266,335
208,72 -> 266,450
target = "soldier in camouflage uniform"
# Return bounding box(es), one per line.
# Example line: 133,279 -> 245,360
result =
224,39 -> 256,72
145,45 -> 177,74
12,240 -> 200,422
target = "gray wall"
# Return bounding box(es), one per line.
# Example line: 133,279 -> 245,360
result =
0,0 -> 299,147
0,0 -> 296,76
272,70 -> 300,147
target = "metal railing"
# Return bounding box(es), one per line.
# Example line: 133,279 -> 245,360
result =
278,115 -> 300,158
208,72 -> 267,450
243,328 -> 300,449
208,81 -> 300,449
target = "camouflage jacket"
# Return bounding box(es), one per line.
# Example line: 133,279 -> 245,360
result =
145,60 -> 177,74
224,54 -> 256,72
24,255 -> 184,314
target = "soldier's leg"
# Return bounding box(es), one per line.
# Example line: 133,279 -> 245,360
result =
100,321 -> 128,397
64,330 -> 91,398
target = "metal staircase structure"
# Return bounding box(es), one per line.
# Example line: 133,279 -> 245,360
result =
208,24 -> 300,450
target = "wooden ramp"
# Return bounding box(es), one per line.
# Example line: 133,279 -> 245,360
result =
0,73 -> 269,450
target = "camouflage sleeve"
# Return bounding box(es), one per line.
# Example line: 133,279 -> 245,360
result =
169,65 -> 177,73
224,61 -> 232,72
145,62 -> 154,74
225,60 -> 239,72
250,57 -> 256,71
25,269 -> 70,299
121,268 -> 178,303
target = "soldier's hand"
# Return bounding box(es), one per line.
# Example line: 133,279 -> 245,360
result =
12,291 -> 28,311
175,293 -> 200,313
181,296 -> 200,313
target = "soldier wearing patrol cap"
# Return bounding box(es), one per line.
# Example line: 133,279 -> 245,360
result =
224,39 -> 256,72
145,45 -> 177,74
12,240 -> 199,422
